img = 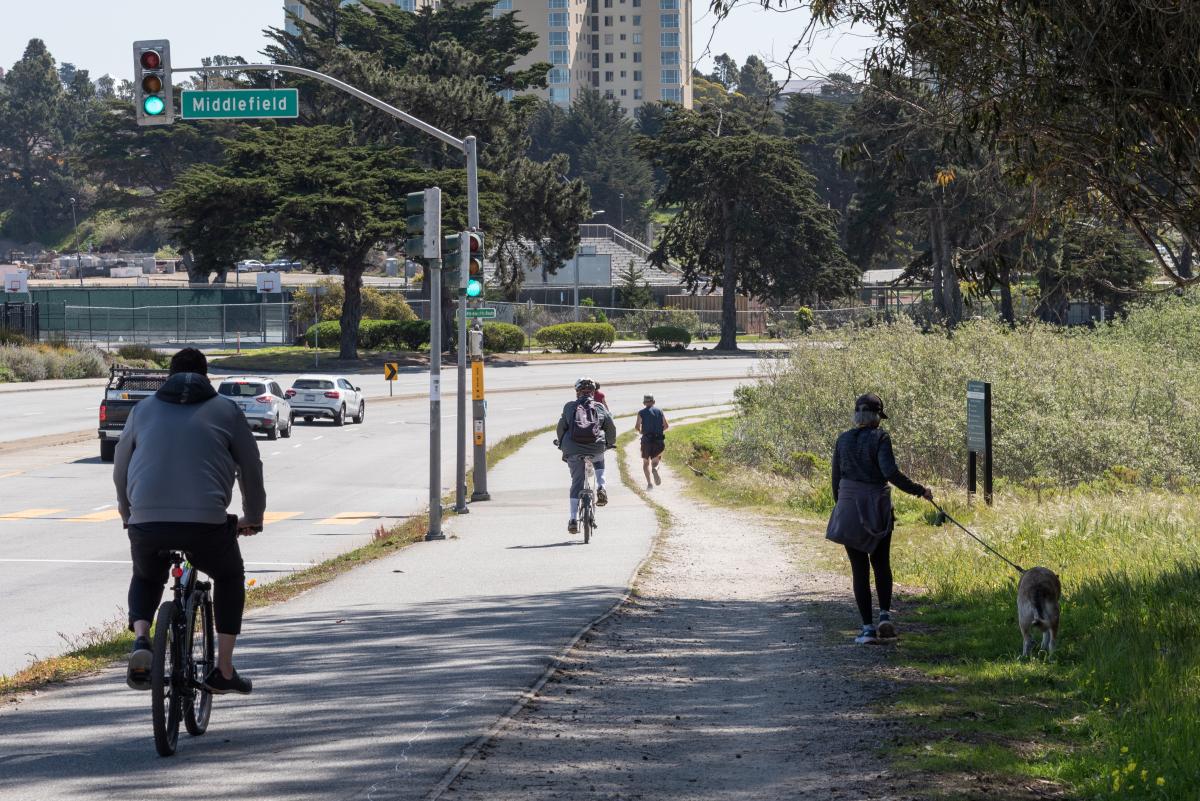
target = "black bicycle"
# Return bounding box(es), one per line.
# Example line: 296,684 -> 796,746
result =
150,549 -> 216,756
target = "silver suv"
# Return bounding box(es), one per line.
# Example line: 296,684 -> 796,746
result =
216,376 -> 293,440
285,375 -> 365,426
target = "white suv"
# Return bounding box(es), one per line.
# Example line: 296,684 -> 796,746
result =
216,376 -> 293,440
286,375 -> 365,426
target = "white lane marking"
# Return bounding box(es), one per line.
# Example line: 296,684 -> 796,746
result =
313,435 -> 324,441
92,503 -> 113,511
271,451 -> 282,456
293,444 -> 303,448
0,558 -> 315,566
21,412 -> 43,417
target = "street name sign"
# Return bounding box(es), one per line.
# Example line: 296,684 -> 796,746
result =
180,89 -> 299,120
464,307 -> 497,319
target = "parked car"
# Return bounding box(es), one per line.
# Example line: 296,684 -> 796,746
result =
266,259 -> 300,272
285,375 -> 365,426
236,259 -> 266,272
98,366 -> 169,462
216,375 -> 293,440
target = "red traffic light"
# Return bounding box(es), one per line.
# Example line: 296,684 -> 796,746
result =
140,50 -> 162,70
468,232 -> 482,253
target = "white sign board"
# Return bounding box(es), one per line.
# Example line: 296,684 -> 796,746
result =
256,272 -> 281,294
3,269 -> 28,294
523,254 -> 612,286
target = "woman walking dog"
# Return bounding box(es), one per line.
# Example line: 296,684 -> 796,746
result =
827,393 -> 932,644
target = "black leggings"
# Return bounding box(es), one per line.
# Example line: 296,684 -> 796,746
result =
844,535 -> 892,626
128,519 -> 246,635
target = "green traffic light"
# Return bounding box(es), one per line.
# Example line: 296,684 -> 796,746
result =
143,95 -> 166,116
466,279 -> 483,298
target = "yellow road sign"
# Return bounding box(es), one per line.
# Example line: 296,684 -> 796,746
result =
384,362 -> 399,381
471,361 -> 484,399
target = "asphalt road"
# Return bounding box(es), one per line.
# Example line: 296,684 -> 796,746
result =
0,356 -> 754,677
0,355 -> 758,445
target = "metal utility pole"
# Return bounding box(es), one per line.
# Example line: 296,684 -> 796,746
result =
454,231 -> 470,514
470,323 -> 490,500
428,253 -> 445,539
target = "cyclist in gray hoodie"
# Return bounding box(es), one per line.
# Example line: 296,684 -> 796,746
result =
555,378 -> 617,534
114,348 -> 265,695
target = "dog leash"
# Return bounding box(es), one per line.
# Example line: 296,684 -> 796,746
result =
929,501 -> 1025,574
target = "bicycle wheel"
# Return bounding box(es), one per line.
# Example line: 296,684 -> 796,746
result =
151,601 -> 183,756
184,592 -> 215,736
581,497 -> 592,544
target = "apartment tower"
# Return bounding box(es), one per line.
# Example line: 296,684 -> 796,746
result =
284,0 -> 692,113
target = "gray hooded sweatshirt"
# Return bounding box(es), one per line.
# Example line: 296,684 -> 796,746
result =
114,372 -> 266,527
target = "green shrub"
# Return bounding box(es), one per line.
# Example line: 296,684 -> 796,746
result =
647,325 -> 691,351
482,322 -> 526,353
116,344 -> 162,365
0,330 -> 28,346
0,364 -> 14,382
304,318 -> 430,350
63,348 -> 108,379
617,307 -> 702,338
730,314 -> 1200,489
0,346 -> 48,381
533,322 -> 616,353
795,306 -> 814,334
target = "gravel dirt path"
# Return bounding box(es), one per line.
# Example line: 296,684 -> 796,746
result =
446,438 -> 921,800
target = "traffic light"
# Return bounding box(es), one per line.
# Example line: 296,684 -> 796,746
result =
466,232 -> 484,297
133,40 -> 173,126
404,187 -> 441,260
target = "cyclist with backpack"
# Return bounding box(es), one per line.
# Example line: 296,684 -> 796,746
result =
556,378 -> 617,534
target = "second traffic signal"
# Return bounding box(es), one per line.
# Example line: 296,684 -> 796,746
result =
466,232 -> 484,297
405,187 -> 441,260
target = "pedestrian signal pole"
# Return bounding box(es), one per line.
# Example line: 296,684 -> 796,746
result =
454,232 -> 471,514
470,322 -> 490,501
407,187 -> 444,540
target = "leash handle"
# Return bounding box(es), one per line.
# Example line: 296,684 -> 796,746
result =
929,501 -> 1025,574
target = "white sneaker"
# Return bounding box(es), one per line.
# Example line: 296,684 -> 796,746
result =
854,626 -> 879,645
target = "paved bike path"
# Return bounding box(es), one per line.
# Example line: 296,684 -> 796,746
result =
0,434 -> 656,801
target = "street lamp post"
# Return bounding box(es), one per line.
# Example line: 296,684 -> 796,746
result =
578,210 -> 605,321
618,193 -> 624,233
69,198 -> 81,287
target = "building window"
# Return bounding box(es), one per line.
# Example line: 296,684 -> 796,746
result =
633,52 -> 642,63
605,70 -> 614,81
396,0 -> 416,10
605,52 -> 614,63
660,32 -> 679,47
550,0 -> 568,7
661,50 -> 679,65
619,15 -> 626,21
494,0 -> 513,6
660,13 -> 678,27
604,14 -> 613,25
620,52 -> 627,59
498,89 -> 516,101
661,87 -> 682,102
604,0 -> 613,6
661,69 -> 680,84
549,30 -> 569,46
619,33 -> 627,41
620,70 -> 627,77
605,89 -> 615,98
549,12 -> 569,25
592,52 -> 600,67
633,69 -> 642,81
621,88 -> 628,96
632,32 -> 642,44
632,0 -> 641,6
551,49 -> 570,65
633,88 -> 643,99
549,87 -> 571,104
605,33 -> 614,44
549,67 -> 570,83
632,14 -> 641,24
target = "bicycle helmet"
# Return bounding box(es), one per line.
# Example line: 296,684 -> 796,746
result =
574,377 -> 597,392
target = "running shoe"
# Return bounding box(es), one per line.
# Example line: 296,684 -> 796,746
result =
652,467 -> 662,486
203,667 -> 253,695
596,487 -> 608,506
877,614 -> 897,639
568,519 -> 578,534
126,636 -> 153,690
854,626 -> 879,645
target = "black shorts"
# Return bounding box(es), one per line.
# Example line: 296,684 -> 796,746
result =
641,437 -> 665,459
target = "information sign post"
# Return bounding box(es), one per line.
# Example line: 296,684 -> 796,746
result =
966,380 -> 993,505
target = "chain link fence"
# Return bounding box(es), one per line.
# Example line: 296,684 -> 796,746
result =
64,302 -> 296,348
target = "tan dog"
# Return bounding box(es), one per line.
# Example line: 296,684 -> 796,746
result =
1017,567 -> 1061,658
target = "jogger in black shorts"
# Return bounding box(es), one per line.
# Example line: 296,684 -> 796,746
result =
635,395 -> 669,490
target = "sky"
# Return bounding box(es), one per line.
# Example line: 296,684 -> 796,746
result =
0,0 -> 873,83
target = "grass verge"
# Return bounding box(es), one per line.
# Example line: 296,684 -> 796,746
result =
663,418 -> 1199,801
209,346 -> 427,373
0,426 -> 550,701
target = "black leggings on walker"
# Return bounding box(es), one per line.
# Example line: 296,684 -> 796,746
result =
845,534 -> 892,626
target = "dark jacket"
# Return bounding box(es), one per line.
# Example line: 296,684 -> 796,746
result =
830,427 -> 925,502
825,427 -> 925,553
114,372 -> 266,527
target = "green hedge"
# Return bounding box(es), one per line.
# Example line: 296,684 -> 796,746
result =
647,325 -> 691,351
482,322 -> 526,353
533,322 -> 616,353
304,318 -> 430,350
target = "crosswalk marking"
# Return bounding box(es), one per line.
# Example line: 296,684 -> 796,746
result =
315,512 -> 379,526
0,508 -> 65,520
262,511 -> 301,524
65,509 -> 123,523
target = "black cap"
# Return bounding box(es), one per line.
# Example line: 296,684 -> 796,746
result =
855,392 -> 888,419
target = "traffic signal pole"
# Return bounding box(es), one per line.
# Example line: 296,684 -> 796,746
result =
454,234 -> 470,514
169,60 -> 485,533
